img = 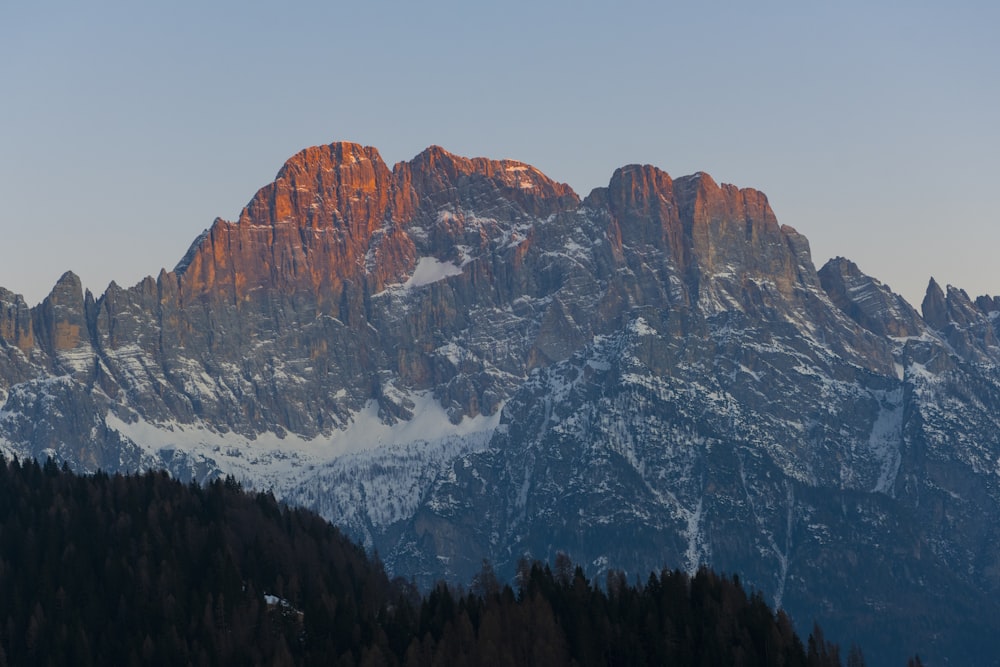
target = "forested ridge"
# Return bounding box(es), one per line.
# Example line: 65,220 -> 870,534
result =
0,456 -> 875,666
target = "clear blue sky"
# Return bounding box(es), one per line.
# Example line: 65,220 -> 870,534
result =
2,1 -> 997,308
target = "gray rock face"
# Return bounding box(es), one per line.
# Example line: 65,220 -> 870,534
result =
2,142 -> 1000,664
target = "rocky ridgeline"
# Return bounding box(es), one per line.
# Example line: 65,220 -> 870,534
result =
2,142 -> 1000,664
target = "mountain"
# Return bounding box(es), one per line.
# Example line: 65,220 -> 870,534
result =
2,141 -> 1000,664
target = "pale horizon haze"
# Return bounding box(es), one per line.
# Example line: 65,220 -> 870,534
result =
2,1 -> 997,309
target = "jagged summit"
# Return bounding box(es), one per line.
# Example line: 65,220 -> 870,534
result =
921,277 -> 947,328
920,276 -> 1000,361
243,141 -> 394,229
168,143 -> 585,304
975,293 -> 1000,314
818,257 -> 924,338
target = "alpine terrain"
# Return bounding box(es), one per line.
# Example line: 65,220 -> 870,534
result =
2,141 -> 999,664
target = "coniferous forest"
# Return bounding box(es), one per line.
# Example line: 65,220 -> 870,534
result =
0,456 -> 873,666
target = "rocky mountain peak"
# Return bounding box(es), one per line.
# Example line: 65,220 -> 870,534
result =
921,277 -> 947,329
818,257 -> 924,338
171,142 -> 586,304
606,164 -> 675,214
601,166 -> 781,258
673,171 -> 778,235
240,141 -> 394,232
921,277 -> 999,361
921,279 -> 980,330
174,141 -> 408,304
33,270 -> 92,370
0,288 -> 34,352
602,164 -> 680,252
944,285 -> 982,327
975,294 -> 1000,315
405,144 -> 476,180
397,145 -> 578,219
48,270 -> 83,297
280,141 -> 382,174
404,144 -> 573,193
597,163 -> 826,320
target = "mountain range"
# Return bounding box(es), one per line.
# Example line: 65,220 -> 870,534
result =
2,141 -> 1000,664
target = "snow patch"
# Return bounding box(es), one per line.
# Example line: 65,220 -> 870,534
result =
628,317 -> 657,337
56,344 -> 97,375
682,498 -> 708,576
406,257 -> 462,288
106,390 -> 501,494
374,257 -> 463,295
868,388 -> 904,494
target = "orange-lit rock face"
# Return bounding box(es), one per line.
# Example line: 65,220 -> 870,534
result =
242,143 -> 396,239
605,164 -> 680,249
52,322 -> 81,351
0,289 -> 34,352
601,164 -> 812,312
175,142 -> 579,312
675,172 -> 798,294
169,142 -> 823,348
178,143 -> 401,306
34,272 -> 90,358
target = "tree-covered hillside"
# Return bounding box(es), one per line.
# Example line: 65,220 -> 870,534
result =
0,456 -> 864,666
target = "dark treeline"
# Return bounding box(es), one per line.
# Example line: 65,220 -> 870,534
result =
0,456 -> 871,666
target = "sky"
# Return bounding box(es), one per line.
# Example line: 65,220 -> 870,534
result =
1,1 -> 997,309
